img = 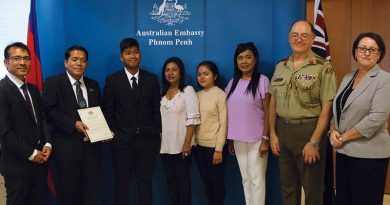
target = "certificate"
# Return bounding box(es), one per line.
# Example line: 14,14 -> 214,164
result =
77,106 -> 113,143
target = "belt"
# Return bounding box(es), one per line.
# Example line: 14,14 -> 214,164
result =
278,117 -> 318,125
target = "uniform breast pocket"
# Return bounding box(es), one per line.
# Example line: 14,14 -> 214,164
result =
294,76 -> 320,107
271,77 -> 286,97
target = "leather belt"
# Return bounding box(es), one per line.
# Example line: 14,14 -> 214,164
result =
278,117 -> 318,125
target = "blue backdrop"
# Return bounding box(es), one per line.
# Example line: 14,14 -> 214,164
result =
35,0 -> 305,204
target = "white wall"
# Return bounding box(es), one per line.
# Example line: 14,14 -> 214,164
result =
0,0 -> 30,78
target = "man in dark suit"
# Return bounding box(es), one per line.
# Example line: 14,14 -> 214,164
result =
102,38 -> 161,205
42,45 -> 102,205
0,42 -> 52,205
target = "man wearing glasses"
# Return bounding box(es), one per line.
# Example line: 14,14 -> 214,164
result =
0,42 -> 51,205
269,20 -> 337,205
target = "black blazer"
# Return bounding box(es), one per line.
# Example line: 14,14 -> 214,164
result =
42,73 -> 101,161
102,69 -> 161,145
0,76 -> 51,175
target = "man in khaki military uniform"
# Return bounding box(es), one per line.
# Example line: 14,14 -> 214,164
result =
269,20 -> 336,205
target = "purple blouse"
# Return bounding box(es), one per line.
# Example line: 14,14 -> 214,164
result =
225,75 -> 269,142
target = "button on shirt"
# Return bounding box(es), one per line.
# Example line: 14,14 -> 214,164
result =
67,71 -> 89,108
6,73 -> 51,160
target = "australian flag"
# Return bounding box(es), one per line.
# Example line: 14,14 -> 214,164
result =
312,0 -> 331,60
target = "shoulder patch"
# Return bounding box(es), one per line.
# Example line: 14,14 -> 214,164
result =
277,57 -> 289,65
325,66 -> 335,74
315,55 -> 326,65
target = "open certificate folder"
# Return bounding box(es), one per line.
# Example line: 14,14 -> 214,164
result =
77,106 -> 113,143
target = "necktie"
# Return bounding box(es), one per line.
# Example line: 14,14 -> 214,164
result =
21,84 -> 34,115
131,76 -> 138,95
75,81 -> 87,108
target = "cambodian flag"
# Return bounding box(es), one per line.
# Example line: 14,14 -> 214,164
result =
27,0 -> 58,204
26,0 -> 43,91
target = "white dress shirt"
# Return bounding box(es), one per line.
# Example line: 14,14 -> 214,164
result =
66,71 -> 89,107
124,68 -> 139,88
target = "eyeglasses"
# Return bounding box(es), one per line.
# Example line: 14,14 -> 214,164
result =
356,46 -> 380,54
8,56 -> 31,62
289,33 -> 312,41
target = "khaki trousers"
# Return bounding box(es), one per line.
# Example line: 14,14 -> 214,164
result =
277,118 -> 327,205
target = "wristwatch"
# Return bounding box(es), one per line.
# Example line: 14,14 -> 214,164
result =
262,136 -> 269,141
310,140 -> 320,149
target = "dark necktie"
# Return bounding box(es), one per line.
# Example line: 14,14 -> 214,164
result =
131,76 -> 138,95
21,84 -> 35,120
75,80 -> 87,108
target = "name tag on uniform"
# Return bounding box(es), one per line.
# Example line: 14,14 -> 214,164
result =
273,77 -> 284,82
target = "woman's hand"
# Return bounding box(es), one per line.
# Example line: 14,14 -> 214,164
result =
329,129 -> 343,149
182,142 -> 192,159
259,140 -> 269,158
227,140 -> 235,156
213,150 -> 223,165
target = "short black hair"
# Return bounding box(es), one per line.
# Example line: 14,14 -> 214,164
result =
4,42 -> 30,59
120,38 -> 139,54
289,20 -> 315,35
352,32 -> 386,63
64,45 -> 88,61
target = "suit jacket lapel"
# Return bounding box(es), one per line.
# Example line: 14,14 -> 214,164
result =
135,71 -> 144,101
120,70 -> 138,101
61,73 -> 79,108
84,78 -> 96,107
343,65 -> 379,111
4,76 -> 37,124
29,86 -> 40,126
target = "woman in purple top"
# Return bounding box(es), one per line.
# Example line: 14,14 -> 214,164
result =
225,42 -> 270,205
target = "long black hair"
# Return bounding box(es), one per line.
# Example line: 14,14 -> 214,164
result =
227,42 -> 261,99
161,56 -> 186,96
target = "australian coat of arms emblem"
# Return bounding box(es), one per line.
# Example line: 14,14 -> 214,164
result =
150,0 -> 191,26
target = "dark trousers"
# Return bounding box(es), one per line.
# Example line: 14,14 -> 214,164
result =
161,153 -> 191,205
323,138 -> 335,205
56,142 -> 101,205
277,118 -> 326,205
4,166 -> 46,205
112,137 -> 159,205
194,145 -> 225,205
335,153 -> 389,205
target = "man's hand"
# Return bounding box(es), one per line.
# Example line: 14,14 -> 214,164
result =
103,130 -> 115,142
75,121 -> 88,137
302,142 -> 320,164
213,150 -> 223,165
42,146 -> 52,161
31,151 -> 47,164
270,133 -> 281,156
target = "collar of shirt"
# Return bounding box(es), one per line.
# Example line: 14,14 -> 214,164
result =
7,72 -> 25,89
66,71 -> 85,86
286,51 -> 317,71
66,71 -> 89,107
124,68 -> 139,87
